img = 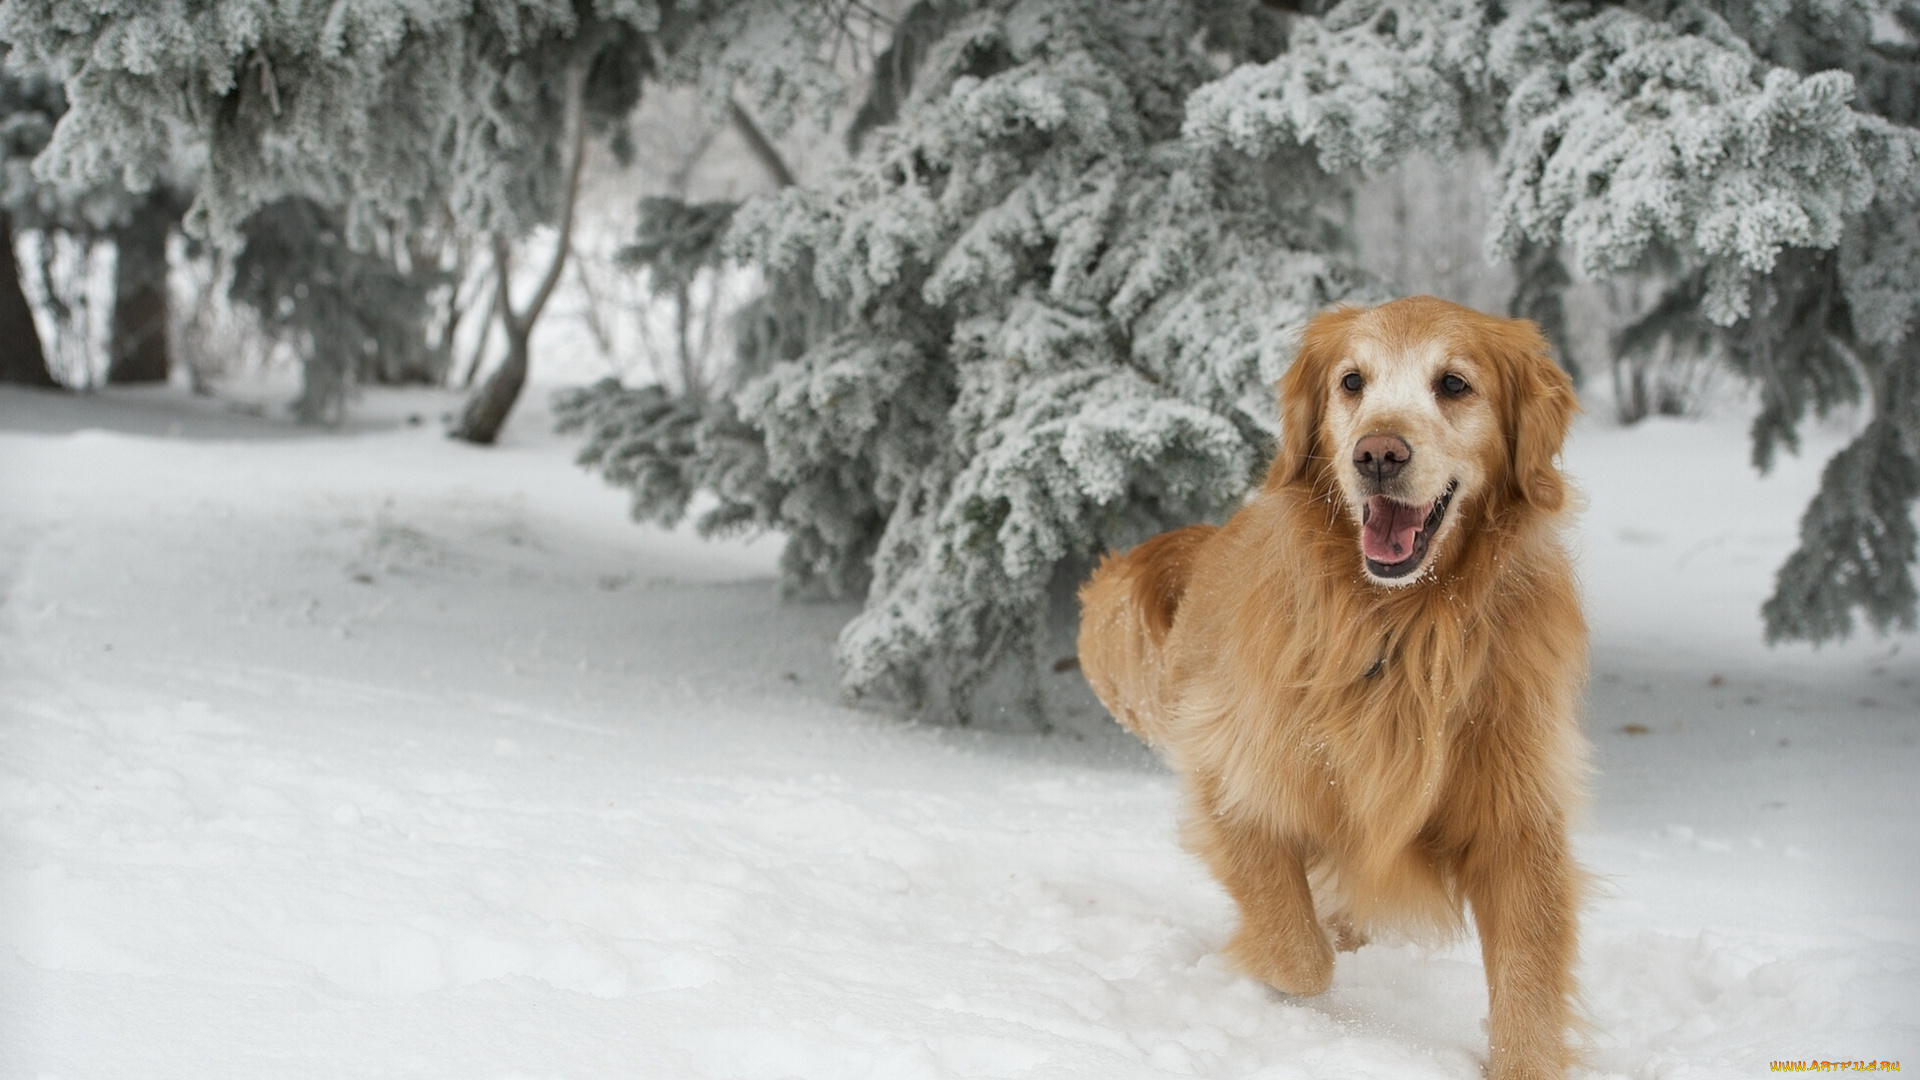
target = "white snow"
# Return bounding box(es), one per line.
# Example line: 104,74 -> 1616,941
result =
1,383 -> 1914,1079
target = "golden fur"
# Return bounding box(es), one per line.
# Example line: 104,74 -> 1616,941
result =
1079,296 -> 1588,1080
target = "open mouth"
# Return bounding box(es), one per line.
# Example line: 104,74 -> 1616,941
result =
1360,481 -> 1457,580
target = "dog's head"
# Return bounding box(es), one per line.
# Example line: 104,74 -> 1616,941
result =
1271,296 -> 1576,585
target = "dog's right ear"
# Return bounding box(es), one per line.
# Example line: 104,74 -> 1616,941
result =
1270,307 -> 1360,490
1493,317 -> 1577,514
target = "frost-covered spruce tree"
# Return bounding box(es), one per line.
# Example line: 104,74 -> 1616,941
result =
1185,0 -> 1920,644
3,49 -> 188,390
566,0 -> 1373,726
230,198 -> 445,424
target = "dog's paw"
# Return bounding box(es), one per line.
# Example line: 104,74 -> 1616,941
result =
1325,913 -> 1369,953
1225,925 -> 1334,996
1484,1057 -> 1566,1080
1484,1040 -> 1573,1080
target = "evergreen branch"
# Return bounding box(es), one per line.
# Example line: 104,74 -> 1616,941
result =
1763,417 -> 1920,642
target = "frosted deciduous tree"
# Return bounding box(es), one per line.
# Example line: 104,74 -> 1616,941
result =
445,27 -> 648,444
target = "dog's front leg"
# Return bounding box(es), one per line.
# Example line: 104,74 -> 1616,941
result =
1188,787 -> 1332,996
1461,822 -> 1578,1080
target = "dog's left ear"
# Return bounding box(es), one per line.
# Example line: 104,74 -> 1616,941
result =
1497,318 -> 1578,513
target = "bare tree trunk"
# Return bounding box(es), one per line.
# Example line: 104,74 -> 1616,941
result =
693,269 -> 721,396
0,210 -> 59,388
457,312 -> 532,445
459,277 -> 495,390
573,257 -> 616,357
450,52 -> 592,446
107,194 -> 174,384
674,278 -> 698,398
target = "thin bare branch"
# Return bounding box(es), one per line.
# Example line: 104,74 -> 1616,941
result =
573,256 -> 616,357
520,55 -> 593,330
490,232 -> 517,332
728,98 -> 797,189
249,49 -> 282,117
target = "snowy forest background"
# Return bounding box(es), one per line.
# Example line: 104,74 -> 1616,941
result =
3,2 -> 1918,1074
8,0 -> 1920,729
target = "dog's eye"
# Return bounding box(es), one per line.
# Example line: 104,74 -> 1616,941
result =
1341,372 -> 1364,393
1439,373 -> 1471,397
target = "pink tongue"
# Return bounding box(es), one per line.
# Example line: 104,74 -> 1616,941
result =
1363,496 -> 1429,564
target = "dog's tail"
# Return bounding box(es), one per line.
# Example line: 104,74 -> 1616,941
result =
1076,525 -> 1216,750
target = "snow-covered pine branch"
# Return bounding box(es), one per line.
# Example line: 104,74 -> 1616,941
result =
564,0 -> 1368,726
3,0 -> 849,428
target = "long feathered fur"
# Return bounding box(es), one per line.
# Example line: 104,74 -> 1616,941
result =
1075,523 -> 1215,750
1078,297 -> 1589,1080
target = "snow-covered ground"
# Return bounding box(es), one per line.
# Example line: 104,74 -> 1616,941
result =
1,382 -> 1914,1079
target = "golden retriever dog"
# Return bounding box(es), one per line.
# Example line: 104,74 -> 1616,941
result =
1079,296 -> 1586,1080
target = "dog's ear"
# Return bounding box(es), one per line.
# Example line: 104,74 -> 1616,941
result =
1271,307 -> 1359,489
1495,318 -> 1578,513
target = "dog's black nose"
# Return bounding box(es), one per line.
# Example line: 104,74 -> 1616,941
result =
1353,434 -> 1412,483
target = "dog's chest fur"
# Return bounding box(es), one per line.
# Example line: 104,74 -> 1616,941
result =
1164,489 -> 1577,929
1198,592 -> 1484,846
